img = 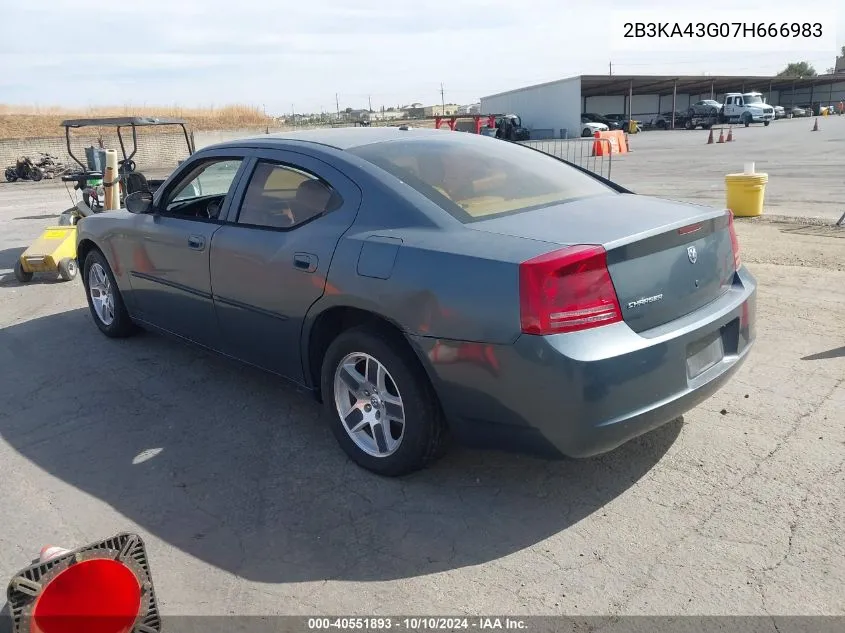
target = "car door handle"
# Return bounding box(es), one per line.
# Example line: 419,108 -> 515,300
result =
188,235 -> 205,251
293,252 -> 318,273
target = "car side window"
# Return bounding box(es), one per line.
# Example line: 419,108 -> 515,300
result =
163,158 -> 243,220
235,160 -> 342,229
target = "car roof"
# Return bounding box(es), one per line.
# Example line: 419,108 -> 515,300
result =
209,126 -> 452,151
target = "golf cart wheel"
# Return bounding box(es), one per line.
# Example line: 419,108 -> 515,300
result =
14,260 -> 33,283
58,258 -> 78,282
321,326 -> 448,477
31,168 -> 44,182
83,249 -> 136,338
4,168 -> 17,182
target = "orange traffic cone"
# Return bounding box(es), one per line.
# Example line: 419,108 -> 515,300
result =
717,129 -> 725,143
812,117 -> 819,131
707,128 -> 714,144
726,127 -> 734,142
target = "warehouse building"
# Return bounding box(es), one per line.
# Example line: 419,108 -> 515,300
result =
480,74 -> 845,139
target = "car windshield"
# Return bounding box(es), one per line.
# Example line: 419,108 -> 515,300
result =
349,136 -> 614,222
744,94 -> 763,104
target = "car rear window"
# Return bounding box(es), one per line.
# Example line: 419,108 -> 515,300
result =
348,135 -> 614,222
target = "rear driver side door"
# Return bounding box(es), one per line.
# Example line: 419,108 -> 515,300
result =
209,149 -> 362,382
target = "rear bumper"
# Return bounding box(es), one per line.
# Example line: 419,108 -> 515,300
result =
410,267 -> 757,458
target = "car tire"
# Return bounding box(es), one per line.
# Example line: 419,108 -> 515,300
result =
684,119 -> 693,130
743,114 -> 751,127
57,257 -> 78,282
14,260 -> 33,283
321,326 -> 448,477
82,248 -> 135,338
764,120 -> 770,127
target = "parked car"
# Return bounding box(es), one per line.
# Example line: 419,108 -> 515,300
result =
688,100 -> 722,117
773,105 -> 786,119
788,106 -> 808,118
75,128 -> 757,476
581,115 -> 609,137
651,111 -> 686,129
604,113 -> 642,132
582,112 -> 622,130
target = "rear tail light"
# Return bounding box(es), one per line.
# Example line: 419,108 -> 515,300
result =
519,245 -> 622,335
726,209 -> 741,271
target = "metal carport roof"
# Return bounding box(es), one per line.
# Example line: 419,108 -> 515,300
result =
579,74 -> 844,97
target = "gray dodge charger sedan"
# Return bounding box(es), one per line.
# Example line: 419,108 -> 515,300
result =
76,127 -> 756,476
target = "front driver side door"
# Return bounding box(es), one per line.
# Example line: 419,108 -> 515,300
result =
127,153 -> 247,347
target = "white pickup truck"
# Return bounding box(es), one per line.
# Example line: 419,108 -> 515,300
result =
721,92 -> 775,127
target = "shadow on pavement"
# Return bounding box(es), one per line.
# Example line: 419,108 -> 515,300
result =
0,309 -> 682,583
0,247 -> 25,270
14,214 -> 62,222
802,345 -> 845,361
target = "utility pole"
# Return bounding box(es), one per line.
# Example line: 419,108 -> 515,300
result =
440,82 -> 445,112
292,104 -> 295,127
335,93 -> 340,119
368,95 -> 372,112
609,61 -> 612,76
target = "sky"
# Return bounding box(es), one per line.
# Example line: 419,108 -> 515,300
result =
1,0 -> 842,115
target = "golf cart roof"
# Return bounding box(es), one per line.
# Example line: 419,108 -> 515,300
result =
61,116 -> 189,128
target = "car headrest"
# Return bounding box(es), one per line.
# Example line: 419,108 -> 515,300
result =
295,179 -> 333,213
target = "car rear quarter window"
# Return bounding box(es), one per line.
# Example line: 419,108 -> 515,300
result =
349,136 -> 614,222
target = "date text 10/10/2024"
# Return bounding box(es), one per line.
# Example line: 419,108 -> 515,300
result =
307,617 -> 528,630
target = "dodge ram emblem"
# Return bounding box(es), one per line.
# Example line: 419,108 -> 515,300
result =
687,245 -> 698,264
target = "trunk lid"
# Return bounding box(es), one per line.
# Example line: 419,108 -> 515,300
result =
468,193 -> 736,333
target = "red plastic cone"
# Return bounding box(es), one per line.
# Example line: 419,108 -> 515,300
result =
717,129 -> 725,143
812,117 -> 819,131
707,128 -> 714,144
726,127 -> 733,142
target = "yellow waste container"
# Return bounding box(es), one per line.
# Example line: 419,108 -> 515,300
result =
725,172 -> 768,218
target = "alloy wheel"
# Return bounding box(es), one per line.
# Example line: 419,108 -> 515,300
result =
333,352 -> 406,458
88,263 -> 115,326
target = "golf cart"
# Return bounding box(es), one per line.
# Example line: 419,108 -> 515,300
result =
494,114 -> 530,141
14,116 -> 194,283
58,116 -> 195,222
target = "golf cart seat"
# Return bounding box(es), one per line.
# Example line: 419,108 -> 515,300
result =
123,171 -> 150,195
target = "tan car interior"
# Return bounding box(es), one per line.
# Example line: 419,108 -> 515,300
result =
238,162 -> 336,228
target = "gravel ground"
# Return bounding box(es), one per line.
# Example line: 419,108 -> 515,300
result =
0,168 -> 843,619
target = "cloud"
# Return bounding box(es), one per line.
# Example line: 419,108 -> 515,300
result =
2,0 -> 842,112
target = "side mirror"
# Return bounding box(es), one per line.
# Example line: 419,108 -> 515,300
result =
125,191 -> 154,214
